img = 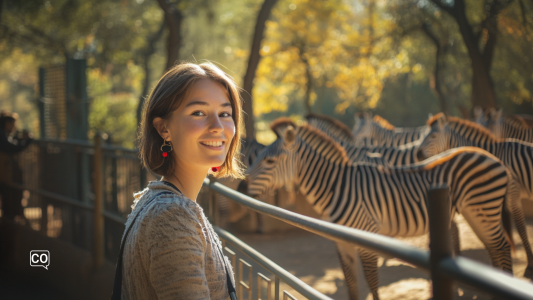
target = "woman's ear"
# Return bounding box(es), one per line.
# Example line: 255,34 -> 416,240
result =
153,117 -> 170,140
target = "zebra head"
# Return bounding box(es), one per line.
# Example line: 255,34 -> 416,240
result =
487,108 -> 503,138
417,112 -> 449,160
246,125 -> 299,199
474,106 -> 503,137
473,106 -> 488,127
352,112 -> 373,138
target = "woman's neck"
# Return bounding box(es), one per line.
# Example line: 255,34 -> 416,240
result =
162,159 -> 209,202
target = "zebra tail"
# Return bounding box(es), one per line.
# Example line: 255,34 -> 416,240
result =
502,202 -> 516,254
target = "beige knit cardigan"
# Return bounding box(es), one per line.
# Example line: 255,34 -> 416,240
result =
121,180 -> 234,300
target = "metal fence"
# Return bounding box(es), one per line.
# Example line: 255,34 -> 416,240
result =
3,136 -> 147,262
3,137 -> 533,299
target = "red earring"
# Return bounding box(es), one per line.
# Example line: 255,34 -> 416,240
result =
211,166 -> 220,172
161,139 -> 173,157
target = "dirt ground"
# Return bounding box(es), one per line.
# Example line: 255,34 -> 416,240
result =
234,215 -> 533,300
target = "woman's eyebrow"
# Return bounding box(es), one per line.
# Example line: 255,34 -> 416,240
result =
185,100 -> 232,107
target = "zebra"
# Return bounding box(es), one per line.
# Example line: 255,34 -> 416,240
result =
214,137 -> 267,230
353,112 -> 430,147
305,113 -> 358,147
246,120 -> 514,300
417,113 -> 533,278
306,113 -> 468,253
474,107 -> 533,143
215,134 -> 299,230
306,113 -> 421,167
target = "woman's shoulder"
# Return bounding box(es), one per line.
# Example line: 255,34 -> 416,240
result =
132,181 -> 198,209
127,181 -> 204,227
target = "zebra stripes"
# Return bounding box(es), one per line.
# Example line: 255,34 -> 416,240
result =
306,113 -> 421,166
418,113 -> 533,278
475,107 -> 533,143
353,112 -> 430,147
246,122 -> 513,300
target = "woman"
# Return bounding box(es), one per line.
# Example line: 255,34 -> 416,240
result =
118,62 -> 245,299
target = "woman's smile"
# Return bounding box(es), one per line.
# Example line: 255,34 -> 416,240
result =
199,140 -> 225,150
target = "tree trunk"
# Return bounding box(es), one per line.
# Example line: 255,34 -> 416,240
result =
156,0 -> 183,71
137,20 -> 165,126
422,23 -> 449,116
453,7 -> 497,110
302,55 -> 313,114
241,0 -> 279,139
430,0 -> 500,112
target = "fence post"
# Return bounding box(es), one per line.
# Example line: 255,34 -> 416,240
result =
93,133 -> 104,269
428,185 -> 454,300
209,176 -> 218,226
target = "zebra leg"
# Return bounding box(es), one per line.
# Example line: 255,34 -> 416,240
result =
451,219 -> 461,255
336,242 -> 360,300
461,206 -> 513,274
359,249 -> 380,300
506,180 -> 533,278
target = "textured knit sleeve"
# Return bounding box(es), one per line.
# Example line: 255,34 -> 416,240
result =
144,200 -> 211,300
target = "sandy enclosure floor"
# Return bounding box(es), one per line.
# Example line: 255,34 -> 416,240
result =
233,215 -> 533,300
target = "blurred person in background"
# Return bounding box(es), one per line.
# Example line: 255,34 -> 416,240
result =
0,112 -> 32,223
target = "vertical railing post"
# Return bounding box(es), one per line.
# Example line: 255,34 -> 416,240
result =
209,177 -> 218,226
428,185 -> 454,300
93,133 -> 104,269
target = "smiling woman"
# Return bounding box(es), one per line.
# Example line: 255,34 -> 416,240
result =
112,62 -> 245,300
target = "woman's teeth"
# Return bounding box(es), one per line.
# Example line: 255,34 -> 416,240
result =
201,141 -> 223,147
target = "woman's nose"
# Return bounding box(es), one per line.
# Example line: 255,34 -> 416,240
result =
208,115 -> 224,132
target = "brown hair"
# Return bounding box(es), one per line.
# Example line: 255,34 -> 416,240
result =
137,62 -> 245,179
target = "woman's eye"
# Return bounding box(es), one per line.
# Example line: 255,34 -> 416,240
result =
220,112 -> 232,117
192,111 -> 205,116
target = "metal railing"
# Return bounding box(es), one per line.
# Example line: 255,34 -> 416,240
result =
3,137 -> 533,299
1,136 -> 331,299
204,178 -> 533,300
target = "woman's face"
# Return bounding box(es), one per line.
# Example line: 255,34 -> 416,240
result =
165,78 -> 235,171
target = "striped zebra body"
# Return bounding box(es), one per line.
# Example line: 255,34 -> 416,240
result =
418,113 -> 533,278
306,113 -> 420,166
306,114 -> 467,252
475,107 -> 533,142
246,122 -> 513,300
344,142 -> 420,167
353,113 -> 429,147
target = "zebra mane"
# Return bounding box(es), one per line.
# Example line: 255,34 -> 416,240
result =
270,117 -> 298,137
506,115 -> 533,129
422,146 -> 500,170
299,124 -> 350,164
305,113 -> 354,137
373,115 -> 395,130
447,116 -> 500,140
426,112 -> 445,126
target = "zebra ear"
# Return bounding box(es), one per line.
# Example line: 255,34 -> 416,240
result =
490,108 -> 502,120
473,106 -> 483,119
284,125 -> 296,144
437,114 -> 446,129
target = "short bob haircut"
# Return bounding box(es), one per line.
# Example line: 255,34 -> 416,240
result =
138,62 -> 246,180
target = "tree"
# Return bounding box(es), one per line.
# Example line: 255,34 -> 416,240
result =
156,0 -> 184,71
241,0 -> 279,139
429,0 -> 515,111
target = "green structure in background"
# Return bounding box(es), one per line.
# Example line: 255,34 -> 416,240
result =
38,58 -> 88,141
